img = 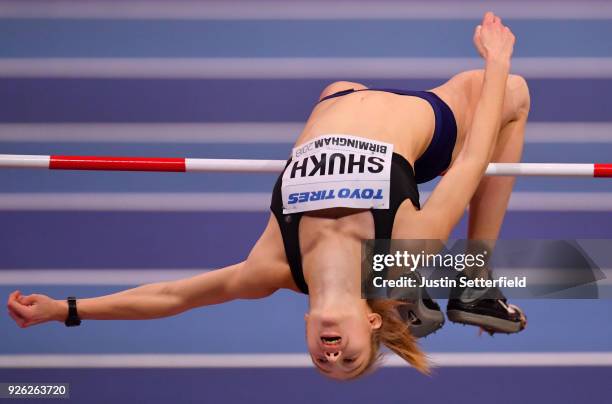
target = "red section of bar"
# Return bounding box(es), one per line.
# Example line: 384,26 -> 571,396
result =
594,163 -> 612,178
49,156 -> 186,172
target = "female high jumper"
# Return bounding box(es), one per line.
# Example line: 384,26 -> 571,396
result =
8,12 -> 530,379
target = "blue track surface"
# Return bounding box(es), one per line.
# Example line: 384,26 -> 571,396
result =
2,211 -> 612,269
2,289 -> 612,354
1,2 -> 611,402
2,19 -> 611,57
2,79 -> 612,122
1,367 -> 611,404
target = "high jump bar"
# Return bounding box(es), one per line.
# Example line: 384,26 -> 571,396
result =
0,154 -> 611,177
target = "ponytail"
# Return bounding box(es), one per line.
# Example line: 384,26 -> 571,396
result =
364,300 -> 430,375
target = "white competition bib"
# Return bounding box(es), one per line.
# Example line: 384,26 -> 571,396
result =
281,134 -> 394,214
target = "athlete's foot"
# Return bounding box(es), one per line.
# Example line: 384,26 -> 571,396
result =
388,271 -> 446,338
447,276 -> 527,335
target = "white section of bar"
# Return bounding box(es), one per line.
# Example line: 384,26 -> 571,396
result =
1,353 -> 612,368
1,1 -> 611,20
0,58 -> 611,79
485,163 -> 594,177
185,158 -> 286,173
0,154 -> 49,168
2,122 -> 611,144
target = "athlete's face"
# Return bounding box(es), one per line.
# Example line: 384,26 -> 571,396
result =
304,307 -> 382,379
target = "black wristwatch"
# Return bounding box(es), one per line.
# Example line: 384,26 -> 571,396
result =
64,296 -> 81,327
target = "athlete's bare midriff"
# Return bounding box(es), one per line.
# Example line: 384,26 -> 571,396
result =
293,78 -> 476,169
294,90 -> 435,167
298,91 -> 436,162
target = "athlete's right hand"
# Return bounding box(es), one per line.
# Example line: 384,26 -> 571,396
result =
7,290 -> 66,328
473,12 -> 515,63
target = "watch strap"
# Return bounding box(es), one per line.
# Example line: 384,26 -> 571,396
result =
64,296 -> 81,327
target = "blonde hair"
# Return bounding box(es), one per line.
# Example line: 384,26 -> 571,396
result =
354,300 -> 430,378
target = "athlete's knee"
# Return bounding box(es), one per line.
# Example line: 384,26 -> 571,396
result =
455,69 -> 485,86
318,81 -> 366,101
507,74 -> 530,117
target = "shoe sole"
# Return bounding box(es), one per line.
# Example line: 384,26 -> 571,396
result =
447,310 -> 524,334
392,276 -> 445,338
400,299 -> 445,338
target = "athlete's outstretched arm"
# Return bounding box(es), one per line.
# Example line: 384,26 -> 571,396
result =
6,263 -> 241,327
420,12 -> 515,237
7,217 -> 289,328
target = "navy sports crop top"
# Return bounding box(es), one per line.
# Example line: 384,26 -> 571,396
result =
319,88 -> 457,184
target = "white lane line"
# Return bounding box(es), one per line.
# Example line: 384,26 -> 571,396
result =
1,1 -> 612,20
0,193 -> 272,212
1,269 -> 610,286
0,192 -> 610,212
0,122 -> 610,144
0,269 -> 209,285
0,123 -> 303,143
504,192 -> 612,211
525,123 -> 612,143
0,58 -> 611,78
0,353 -> 611,368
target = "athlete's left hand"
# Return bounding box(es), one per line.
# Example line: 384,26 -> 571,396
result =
473,12 -> 515,63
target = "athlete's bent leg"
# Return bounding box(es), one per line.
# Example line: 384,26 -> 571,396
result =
447,74 -> 530,334
468,74 -> 530,241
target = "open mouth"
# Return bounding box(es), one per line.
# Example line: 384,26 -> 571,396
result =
321,335 -> 342,345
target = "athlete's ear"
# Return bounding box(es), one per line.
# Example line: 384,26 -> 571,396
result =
304,313 -> 309,323
367,313 -> 382,330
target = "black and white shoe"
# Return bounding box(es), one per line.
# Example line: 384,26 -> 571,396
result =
447,277 -> 527,335
388,272 -> 445,338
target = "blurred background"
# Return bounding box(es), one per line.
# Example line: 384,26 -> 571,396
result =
0,1 -> 611,403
